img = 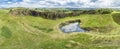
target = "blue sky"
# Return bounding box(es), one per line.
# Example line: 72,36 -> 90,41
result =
0,0 -> 120,8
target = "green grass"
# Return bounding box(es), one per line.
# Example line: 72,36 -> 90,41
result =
0,9 -> 120,49
1,26 -> 12,38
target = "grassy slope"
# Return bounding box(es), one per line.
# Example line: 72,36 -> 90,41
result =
0,9 -> 120,49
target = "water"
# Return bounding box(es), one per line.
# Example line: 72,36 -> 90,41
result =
60,22 -> 85,33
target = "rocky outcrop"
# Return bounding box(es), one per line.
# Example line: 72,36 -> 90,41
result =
9,8 -> 68,19
9,8 -> 38,16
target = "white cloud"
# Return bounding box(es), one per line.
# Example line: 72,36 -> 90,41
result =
7,2 -> 12,4
1,0 -> 120,8
23,0 -> 30,2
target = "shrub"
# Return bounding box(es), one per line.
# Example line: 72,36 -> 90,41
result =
82,10 -> 97,14
97,9 -> 113,14
67,12 -> 81,16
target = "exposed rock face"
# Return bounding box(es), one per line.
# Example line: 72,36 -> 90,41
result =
9,8 -> 38,16
9,8 -> 67,19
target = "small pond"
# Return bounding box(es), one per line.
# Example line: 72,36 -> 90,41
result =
59,20 -> 86,33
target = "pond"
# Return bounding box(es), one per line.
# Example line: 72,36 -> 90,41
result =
59,20 -> 86,33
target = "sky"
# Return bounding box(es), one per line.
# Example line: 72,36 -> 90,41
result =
0,0 -> 120,8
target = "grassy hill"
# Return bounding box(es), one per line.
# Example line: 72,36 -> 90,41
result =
0,9 -> 120,49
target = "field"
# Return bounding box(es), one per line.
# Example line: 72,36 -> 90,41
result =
0,9 -> 120,49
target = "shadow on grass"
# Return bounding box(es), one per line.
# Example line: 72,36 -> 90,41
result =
33,26 -> 53,33
1,26 -> 12,38
82,26 -> 115,33
112,13 -> 120,25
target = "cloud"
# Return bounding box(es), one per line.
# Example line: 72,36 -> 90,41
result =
0,0 -> 120,8
23,0 -> 30,2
